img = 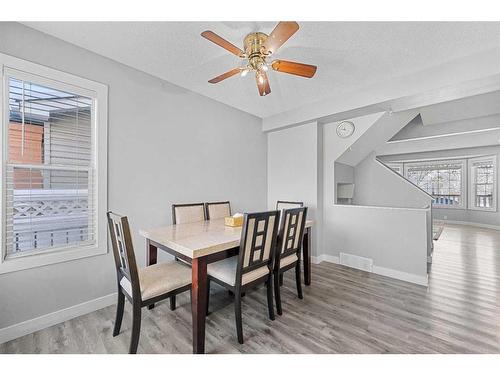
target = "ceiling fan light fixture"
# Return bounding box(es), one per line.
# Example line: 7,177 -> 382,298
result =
202,21 -> 316,96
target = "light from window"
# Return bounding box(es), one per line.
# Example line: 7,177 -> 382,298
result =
471,159 -> 495,209
6,77 -> 94,256
406,161 -> 463,207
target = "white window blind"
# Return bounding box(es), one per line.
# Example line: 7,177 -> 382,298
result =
469,156 -> 496,211
405,160 -> 465,208
5,76 -> 95,256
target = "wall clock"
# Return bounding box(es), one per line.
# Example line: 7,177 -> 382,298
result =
336,121 -> 355,138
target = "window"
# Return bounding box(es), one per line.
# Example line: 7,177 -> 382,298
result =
404,160 -> 466,208
468,156 -> 496,211
386,162 -> 403,175
1,53 -> 108,273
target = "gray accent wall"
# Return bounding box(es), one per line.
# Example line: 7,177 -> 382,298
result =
0,22 -> 267,330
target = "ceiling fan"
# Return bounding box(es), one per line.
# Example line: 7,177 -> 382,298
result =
201,22 -> 317,96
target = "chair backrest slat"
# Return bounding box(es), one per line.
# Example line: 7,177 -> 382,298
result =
172,203 -> 206,224
277,207 -> 308,265
237,211 -> 280,283
205,201 -> 231,220
107,212 -> 140,299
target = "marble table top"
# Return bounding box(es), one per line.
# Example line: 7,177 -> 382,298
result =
140,218 -> 313,259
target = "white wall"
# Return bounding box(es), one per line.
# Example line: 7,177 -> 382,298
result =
352,154 -> 433,260
330,205 -> 428,285
267,122 -> 320,255
323,112 -> 391,260
353,154 -> 432,209
0,23 -> 267,333
379,145 -> 500,227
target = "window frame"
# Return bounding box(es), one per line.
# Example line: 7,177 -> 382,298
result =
0,53 -> 108,274
468,155 -> 497,212
386,162 -> 403,175
403,159 -> 467,209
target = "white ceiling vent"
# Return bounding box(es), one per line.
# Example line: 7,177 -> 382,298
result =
339,252 -> 373,272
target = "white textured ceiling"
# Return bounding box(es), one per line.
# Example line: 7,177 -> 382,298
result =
22,22 -> 500,118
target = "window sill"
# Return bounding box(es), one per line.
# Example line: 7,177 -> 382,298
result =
432,205 -> 466,210
0,244 -> 108,274
467,207 -> 498,213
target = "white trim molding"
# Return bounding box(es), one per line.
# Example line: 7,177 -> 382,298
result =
0,293 -> 117,345
311,254 -> 339,264
441,220 -> 500,231
312,254 -> 428,286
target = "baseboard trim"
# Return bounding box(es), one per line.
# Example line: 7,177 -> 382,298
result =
372,265 -> 428,286
441,220 -> 500,231
313,254 -> 428,286
0,292 -> 117,345
311,254 -> 339,264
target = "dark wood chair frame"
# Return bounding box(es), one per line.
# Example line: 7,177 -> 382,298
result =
107,211 -> 191,354
204,201 -> 232,220
206,210 -> 280,344
276,200 -> 304,210
275,201 -> 304,286
273,207 -> 308,315
172,202 -> 207,225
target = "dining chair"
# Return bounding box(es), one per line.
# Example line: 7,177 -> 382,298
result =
107,212 -> 192,354
275,201 -> 304,286
172,202 -> 206,224
276,200 -> 304,211
171,202 -> 206,275
205,201 -> 231,220
273,207 -> 308,316
206,210 -> 280,344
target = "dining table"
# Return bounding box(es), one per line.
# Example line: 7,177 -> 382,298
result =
139,217 -> 313,354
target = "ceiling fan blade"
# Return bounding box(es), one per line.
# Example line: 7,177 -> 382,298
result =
271,60 -> 317,78
201,30 -> 245,57
262,22 -> 299,55
208,68 -> 241,84
256,72 -> 271,96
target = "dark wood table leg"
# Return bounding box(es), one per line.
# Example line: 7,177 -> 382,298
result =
146,240 -> 158,309
191,256 -> 208,354
303,227 -> 311,286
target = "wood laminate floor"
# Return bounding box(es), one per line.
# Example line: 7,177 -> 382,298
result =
1,223 -> 500,354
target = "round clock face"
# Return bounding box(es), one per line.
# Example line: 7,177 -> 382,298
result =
336,121 -> 355,138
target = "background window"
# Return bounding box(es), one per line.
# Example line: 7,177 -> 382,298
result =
386,162 -> 403,175
469,156 -> 496,211
405,160 -> 465,208
5,77 -> 94,256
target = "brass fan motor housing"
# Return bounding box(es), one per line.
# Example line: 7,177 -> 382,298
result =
243,32 -> 269,71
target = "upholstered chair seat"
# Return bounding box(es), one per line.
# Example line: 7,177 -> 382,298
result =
107,212 -> 192,354
120,261 -> 192,300
279,254 -> 298,269
207,256 -> 269,286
